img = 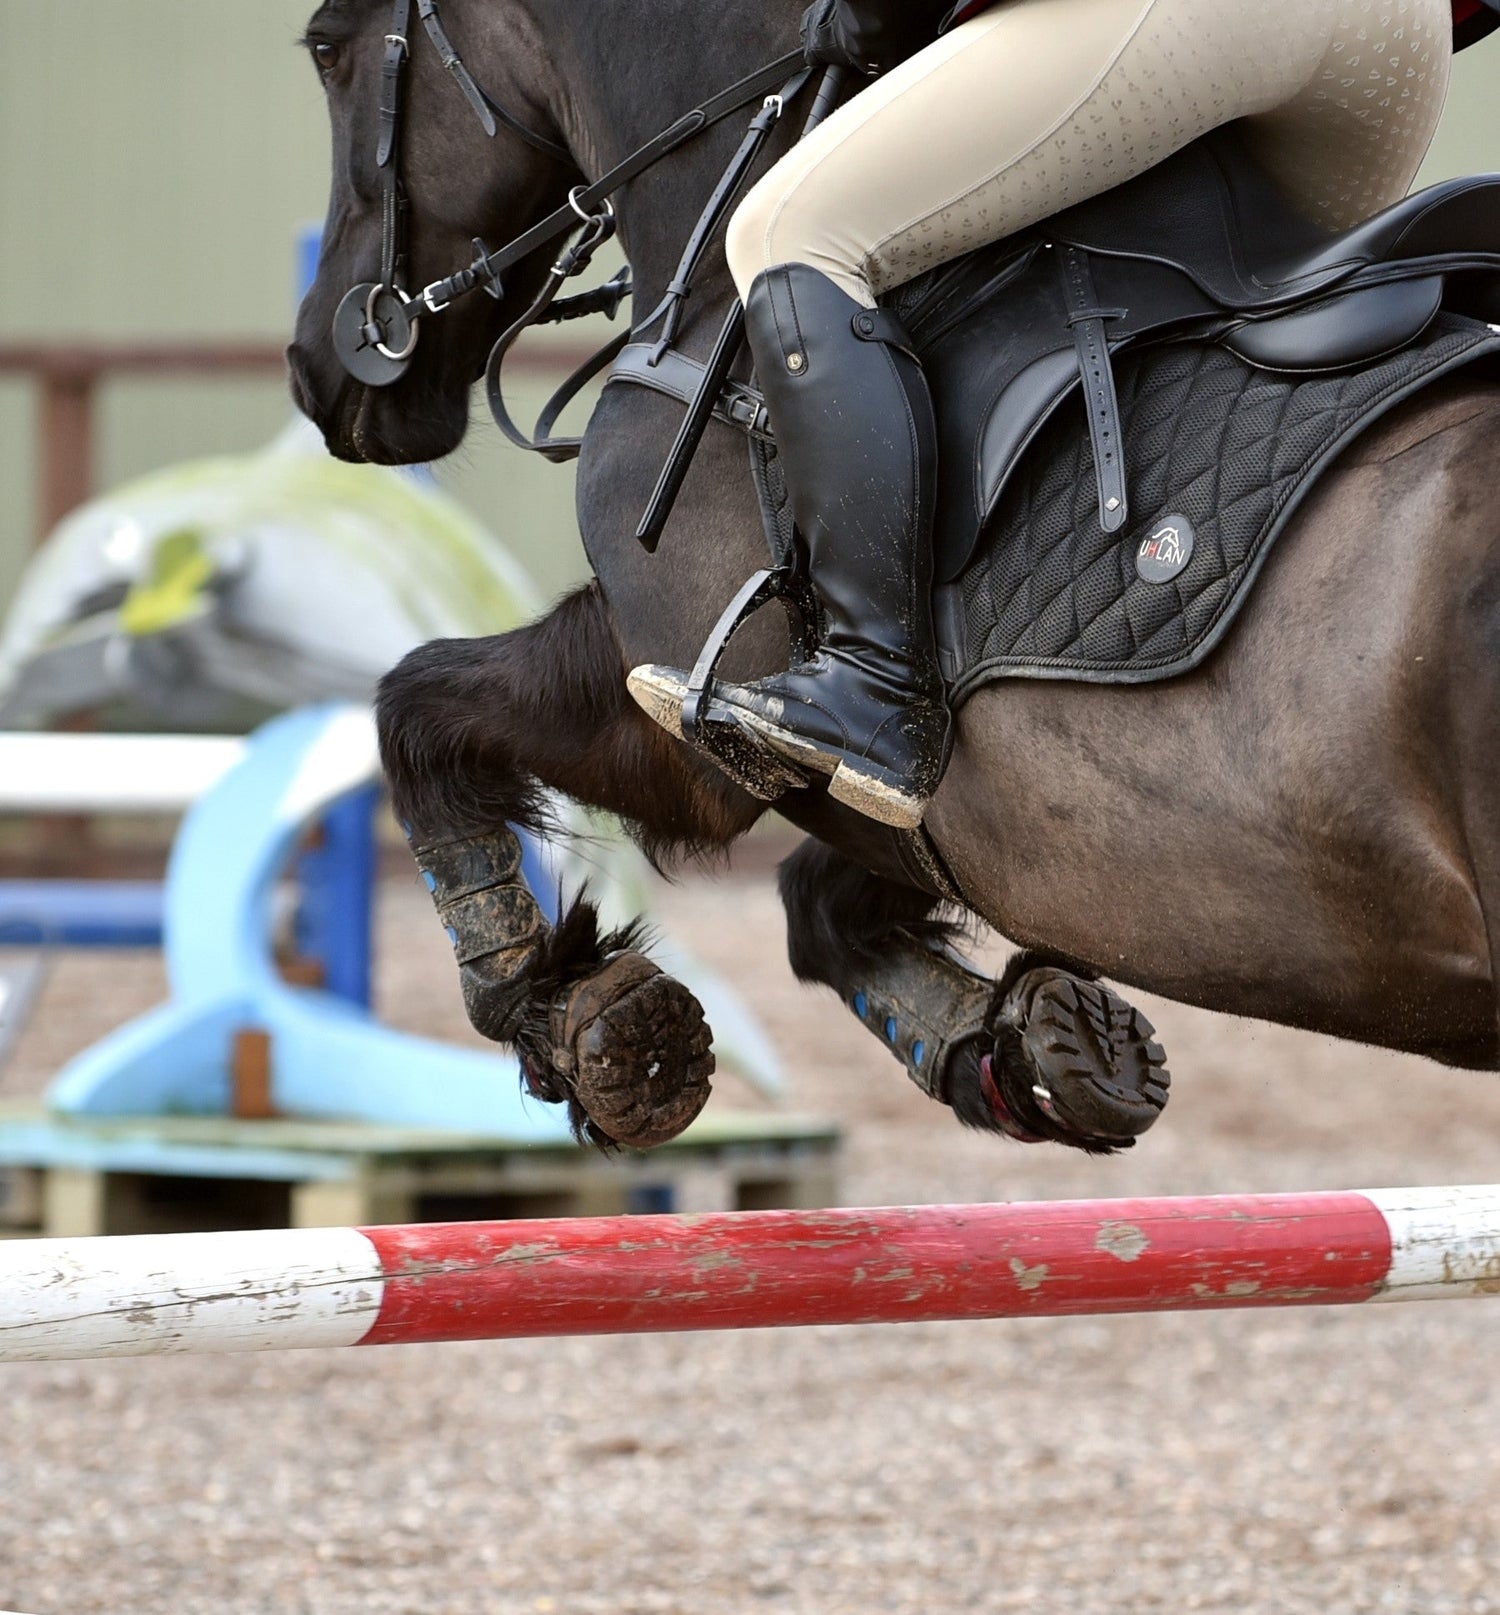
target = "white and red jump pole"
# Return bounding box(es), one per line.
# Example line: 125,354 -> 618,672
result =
3,1186 -> 1499,1364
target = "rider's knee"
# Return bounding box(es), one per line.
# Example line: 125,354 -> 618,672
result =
725,178 -> 780,298
727,173 -> 874,304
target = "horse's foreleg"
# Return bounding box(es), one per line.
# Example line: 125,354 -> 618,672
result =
779,839 -> 1170,1151
378,583 -> 763,1148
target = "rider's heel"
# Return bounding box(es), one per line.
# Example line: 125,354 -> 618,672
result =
829,757 -> 928,830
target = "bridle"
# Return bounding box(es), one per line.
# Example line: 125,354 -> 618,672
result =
333,0 -> 572,385
331,0 -> 812,390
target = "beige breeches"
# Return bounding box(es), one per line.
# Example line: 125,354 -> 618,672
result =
726,0 -> 1453,307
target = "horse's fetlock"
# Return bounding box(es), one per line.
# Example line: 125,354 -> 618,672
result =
459,961 -> 540,1046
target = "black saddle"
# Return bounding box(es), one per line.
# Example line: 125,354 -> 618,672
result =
613,128 -> 1500,692
885,129 -> 1500,580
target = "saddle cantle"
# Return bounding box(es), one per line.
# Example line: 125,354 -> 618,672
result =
610,128 -> 1500,697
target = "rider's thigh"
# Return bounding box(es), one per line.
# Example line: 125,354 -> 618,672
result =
1242,0 -> 1452,232
726,0 -> 1403,305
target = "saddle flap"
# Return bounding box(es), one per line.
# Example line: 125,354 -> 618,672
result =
959,349 -> 1078,582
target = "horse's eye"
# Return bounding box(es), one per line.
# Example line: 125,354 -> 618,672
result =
313,40 -> 340,73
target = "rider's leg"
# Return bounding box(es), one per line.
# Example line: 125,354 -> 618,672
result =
731,0 -> 1449,305
628,263 -> 950,830
629,0 -> 1451,825
1239,9 -> 1453,234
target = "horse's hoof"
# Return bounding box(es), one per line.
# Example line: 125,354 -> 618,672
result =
549,951 -> 714,1149
996,967 -> 1170,1147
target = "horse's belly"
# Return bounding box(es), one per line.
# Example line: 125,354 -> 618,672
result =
926,390 -> 1500,1065
933,699 -> 1495,1064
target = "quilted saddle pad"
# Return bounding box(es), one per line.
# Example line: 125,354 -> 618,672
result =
940,313 -> 1500,703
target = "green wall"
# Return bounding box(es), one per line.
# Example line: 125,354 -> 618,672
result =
1,5 -> 1497,617
0,0 -> 590,611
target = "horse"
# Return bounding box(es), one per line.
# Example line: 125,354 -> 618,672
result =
288,0 -> 1500,1155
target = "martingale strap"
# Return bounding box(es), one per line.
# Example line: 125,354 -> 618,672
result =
485,68 -> 811,461
421,50 -> 810,314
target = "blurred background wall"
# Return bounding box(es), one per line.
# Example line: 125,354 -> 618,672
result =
1,1 -> 1497,619
0,0 -> 594,615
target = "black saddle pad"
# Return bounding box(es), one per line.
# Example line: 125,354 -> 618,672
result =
940,313 -> 1500,703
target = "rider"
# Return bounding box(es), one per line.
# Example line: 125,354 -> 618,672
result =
629,0 -> 1494,831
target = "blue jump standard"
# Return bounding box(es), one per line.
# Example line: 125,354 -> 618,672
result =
45,705 -> 574,1142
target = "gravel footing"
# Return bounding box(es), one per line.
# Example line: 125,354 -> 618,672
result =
4,861 -> 1499,1615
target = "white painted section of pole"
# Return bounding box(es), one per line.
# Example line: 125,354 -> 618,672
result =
1366,1184 -> 1500,1301
0,732 -> 247,813
273,708 -> 381,828
0,1228 -> 383,1362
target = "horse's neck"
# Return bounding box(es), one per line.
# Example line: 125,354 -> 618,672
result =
551,0 -> 803,345
555,0 -> 805,642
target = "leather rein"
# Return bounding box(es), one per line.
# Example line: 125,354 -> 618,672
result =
331,0 -> 812,416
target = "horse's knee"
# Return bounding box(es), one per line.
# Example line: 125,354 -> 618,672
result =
379,589 -> 752,1151
378,632 -> 547,838
377,584 -> 762,853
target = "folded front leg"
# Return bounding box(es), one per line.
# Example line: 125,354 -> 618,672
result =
379,584 -> 760,1149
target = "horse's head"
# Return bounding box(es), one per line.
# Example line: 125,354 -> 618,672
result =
288,0 -> 579,464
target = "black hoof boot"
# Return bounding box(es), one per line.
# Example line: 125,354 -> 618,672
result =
525,952 -> 715,1151
987,966 -> 1170,1152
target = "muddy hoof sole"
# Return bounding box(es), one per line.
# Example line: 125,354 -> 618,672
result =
1013,969 -> 1170,1144
557,952 -> 715,1149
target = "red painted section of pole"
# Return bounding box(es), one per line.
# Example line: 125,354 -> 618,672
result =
360,1193 -> 1395,1346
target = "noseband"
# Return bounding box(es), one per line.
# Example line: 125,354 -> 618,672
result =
331,0 -> 809,389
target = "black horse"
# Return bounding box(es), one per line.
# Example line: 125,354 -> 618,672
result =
289,0 -> 1500,1154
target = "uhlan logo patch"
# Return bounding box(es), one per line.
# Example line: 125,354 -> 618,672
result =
1136,515 -> 1195,583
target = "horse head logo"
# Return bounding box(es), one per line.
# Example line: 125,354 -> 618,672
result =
1135,515 -> 1196,583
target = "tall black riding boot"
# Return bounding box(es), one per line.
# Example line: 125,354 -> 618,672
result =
629,264 -> 951,830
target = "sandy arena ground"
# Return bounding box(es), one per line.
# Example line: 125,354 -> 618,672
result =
4,844 -> 1500,1615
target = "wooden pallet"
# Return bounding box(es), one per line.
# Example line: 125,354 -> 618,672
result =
0,1101 -> 841,1237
